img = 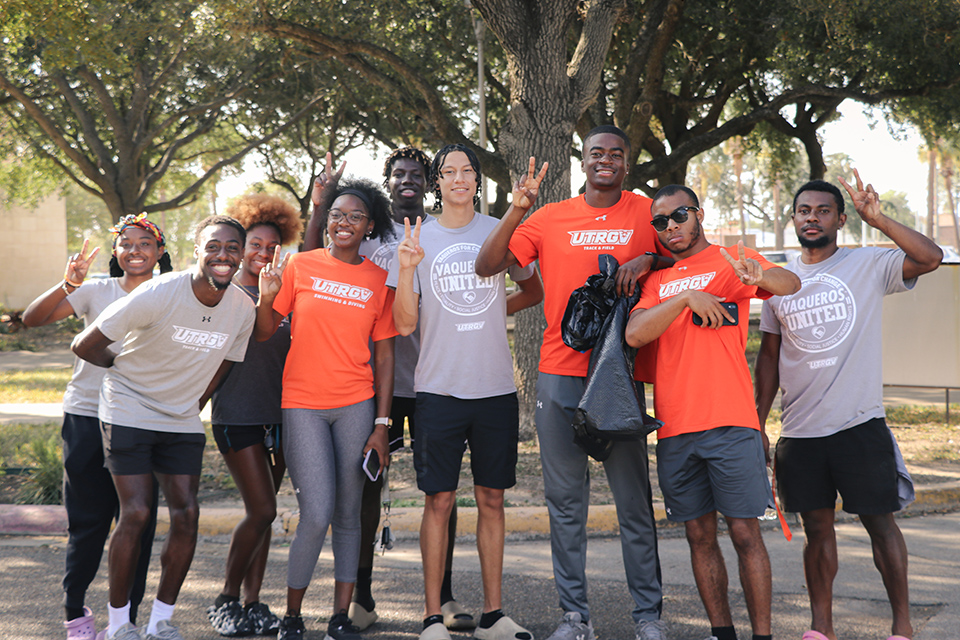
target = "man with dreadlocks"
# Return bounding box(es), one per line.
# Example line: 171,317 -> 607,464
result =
303,148 -> 475,631
24,213 -> 172,640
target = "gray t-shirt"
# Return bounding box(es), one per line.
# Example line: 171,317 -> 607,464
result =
94,271 -> 255,434
760,247 -> 914,438
62,278 -> 128,418
386,213 -> 534,399
359,216 -> 434,399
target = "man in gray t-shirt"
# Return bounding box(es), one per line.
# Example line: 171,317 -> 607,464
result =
755,173 -> 942,640
391,144 -> 543,640
73,216 -> 254,640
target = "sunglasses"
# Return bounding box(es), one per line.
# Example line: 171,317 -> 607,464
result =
650,206 -> 699,232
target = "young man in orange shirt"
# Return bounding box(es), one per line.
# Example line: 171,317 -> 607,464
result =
625,185 -> 800,640
477,126 -> 670,640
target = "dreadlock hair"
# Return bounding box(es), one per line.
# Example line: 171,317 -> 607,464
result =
226,193 -> 304,245
382,146 -> 432,189
429,143 -> 482,211
326,178 -> 397,243
193,215 -> 247,247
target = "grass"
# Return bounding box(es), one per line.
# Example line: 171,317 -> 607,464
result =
0,369 -> 73,403
0,422 -> 60,467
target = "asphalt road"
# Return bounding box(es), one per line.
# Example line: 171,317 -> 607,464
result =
3,511 -> 960,640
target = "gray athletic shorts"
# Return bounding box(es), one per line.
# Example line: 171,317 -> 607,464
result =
656,426 -> 769,522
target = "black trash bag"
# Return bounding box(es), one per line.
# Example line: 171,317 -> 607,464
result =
572,289 -> 663,461
561,254 -> 621,352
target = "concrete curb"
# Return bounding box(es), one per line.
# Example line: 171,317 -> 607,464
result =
4,481 -> 960,538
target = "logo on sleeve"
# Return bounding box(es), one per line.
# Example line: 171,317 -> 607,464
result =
310,278 -> 373,302
778,273 -> 856,353
568,229 -> 633,249
429,243 -> 498,316
172,326 -> 228,350
659,272 -> 716,298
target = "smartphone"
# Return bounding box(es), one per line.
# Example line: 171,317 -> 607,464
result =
692,301 -> 738,326
362,449 -> 381,482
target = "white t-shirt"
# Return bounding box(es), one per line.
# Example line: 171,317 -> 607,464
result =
62,278 -> 128,418
387,213 -> 534,399
760,247 -> 914,438
94,271 -> 255,433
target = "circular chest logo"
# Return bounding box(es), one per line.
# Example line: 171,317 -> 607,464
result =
429,243 -> 498,316
778,273 -> 856,353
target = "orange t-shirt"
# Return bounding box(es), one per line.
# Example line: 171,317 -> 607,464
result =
634,245 -> 774,439
508,192 -> 667,381
273,249 -> 398,410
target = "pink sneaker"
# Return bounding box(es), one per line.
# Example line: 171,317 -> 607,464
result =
64,607 -> 97,640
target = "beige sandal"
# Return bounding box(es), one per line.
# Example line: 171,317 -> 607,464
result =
420,621 -> 453,640
473,615 -> 533,640
441,600 -> 476,630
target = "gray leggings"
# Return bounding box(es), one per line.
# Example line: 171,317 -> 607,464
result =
283,401 -> 374,589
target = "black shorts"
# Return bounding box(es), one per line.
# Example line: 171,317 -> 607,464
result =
413,392 -> 518,495
389,396 -> 417,453
212,423 -> 281,455
102,423 -> 205,476
775,417 -> 900,515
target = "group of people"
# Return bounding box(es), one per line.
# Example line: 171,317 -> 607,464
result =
27,123 -> 941,640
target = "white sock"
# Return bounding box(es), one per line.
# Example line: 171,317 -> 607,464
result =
107,602 -> 131,636
147,599 -> 175,636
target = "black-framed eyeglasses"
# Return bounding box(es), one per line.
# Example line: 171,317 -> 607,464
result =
650,206 -> 699,232
329,209 -> 369,224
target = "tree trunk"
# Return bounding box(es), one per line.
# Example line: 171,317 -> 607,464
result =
773,179 -> 783,250
927,147 -> 937,239
942,154 -> 959,249
474,0 -> 625,437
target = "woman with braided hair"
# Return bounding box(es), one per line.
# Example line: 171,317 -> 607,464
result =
23,213 -> 172,640
206,193 -> 303,637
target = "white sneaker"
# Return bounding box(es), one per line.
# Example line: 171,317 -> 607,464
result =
144,620 -> 184,640
635,619 -> 670,640
545,612 -> 595,640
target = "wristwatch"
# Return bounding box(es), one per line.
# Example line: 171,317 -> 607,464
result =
374,417 -> 392,427
645,251 -> 660,269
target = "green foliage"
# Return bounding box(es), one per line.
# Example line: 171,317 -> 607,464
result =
0,0 -> 305,218
15,434 -> 63,505
0,422 -> 59,468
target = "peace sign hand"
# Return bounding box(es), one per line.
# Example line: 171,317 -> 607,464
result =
258,245 -> 290,300
397,217 -> 425,270
511,157 -> 549,211
312,151 -> 347,206
838,168 -> 881,226
65,238 -> 101,285
720,241 -> 763,286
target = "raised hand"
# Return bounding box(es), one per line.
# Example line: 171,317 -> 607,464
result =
511,156 -> 549,210
838,168 -> 881,225
720,241 -> 763,286
312,151 -> 347,206
65,238 -> 101,284
397,216 -> 425,270
258,245 -> 289,300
